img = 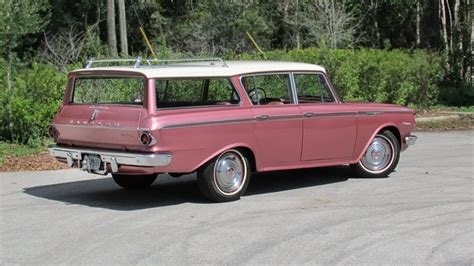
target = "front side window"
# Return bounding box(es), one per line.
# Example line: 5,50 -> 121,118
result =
72,77 -> 145,105
294,73 -> 335,103
155,78 -> 239,108
241,74 -> 292,105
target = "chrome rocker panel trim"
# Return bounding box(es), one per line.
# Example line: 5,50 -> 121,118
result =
48,145 -> 172,173
404,135 -> 417,146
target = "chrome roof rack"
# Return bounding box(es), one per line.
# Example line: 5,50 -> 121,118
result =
85,57 -> 227,68
145,57 -> 228,67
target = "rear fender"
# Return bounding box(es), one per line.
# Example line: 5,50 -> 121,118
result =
191,143 -> 258,172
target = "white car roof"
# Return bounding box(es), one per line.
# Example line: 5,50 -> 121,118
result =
72,60 -> 326,78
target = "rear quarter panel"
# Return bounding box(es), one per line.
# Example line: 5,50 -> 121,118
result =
140,106 -> 258,173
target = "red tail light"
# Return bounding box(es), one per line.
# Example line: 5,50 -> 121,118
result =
48,125 -> 60,142
140,131 -> 156,146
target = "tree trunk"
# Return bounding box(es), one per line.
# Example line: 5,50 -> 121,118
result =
445,0 -> 453,51
371,0 -> 381,47
295,0 -> 301,49
107,0 -> 117,57
118,0 -> 128,57
440,0 -> 449,53
416,0 -> 422,47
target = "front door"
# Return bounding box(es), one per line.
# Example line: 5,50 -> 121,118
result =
241,73 -> 303,165
294,73 -> 357,161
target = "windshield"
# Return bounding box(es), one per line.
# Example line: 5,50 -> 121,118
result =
72,77 -> 145,105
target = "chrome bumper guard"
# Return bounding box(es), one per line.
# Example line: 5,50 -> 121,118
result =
48,146 -> 172,173
404,135 -> 417,146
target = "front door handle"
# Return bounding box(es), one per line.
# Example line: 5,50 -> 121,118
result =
256,114 -> 270,121
304,112 -> 316,118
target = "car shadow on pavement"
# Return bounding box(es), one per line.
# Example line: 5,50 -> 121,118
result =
23,166 -> 351,211
246,165 -> 350,195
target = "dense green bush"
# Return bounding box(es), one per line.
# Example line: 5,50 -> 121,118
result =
0,48 -> 447,146
438,84 -> 474,106
231,48 -> 444,107
0,61 -> 66,145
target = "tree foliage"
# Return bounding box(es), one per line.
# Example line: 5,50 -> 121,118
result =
0,0 -> 471,145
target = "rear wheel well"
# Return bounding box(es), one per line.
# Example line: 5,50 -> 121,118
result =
234,147 -> 257,173
379,126 -> 401,147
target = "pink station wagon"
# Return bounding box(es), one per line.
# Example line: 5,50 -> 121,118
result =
48,58 -> 417,202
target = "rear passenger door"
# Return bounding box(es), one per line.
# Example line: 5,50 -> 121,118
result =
241,73 -> 303,165
294,72 -> 357,161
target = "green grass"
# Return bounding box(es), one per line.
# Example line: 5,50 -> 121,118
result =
0,142 -> 46,166
416,105 -> 474,113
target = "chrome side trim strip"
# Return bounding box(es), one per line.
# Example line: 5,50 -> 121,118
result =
264,114 -> 303,121
310,111 -> 357,118
358,110 -> 414,116
53,123 -> 144,131
161,113 -> 305,129
161,118 -> 255,129
48,146 -> 172,172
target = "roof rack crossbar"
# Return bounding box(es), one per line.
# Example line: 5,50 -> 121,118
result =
145,57 -> 228,67
85,57 -> 143,69
85,57 -> 227,68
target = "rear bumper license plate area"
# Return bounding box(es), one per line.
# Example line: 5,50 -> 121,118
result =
82,154 -> 103,172
48,146 -> 172,174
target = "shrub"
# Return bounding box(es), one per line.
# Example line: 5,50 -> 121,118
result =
0,62 -> 66,145
229,48 -> 444,107
438,84 -> 474,106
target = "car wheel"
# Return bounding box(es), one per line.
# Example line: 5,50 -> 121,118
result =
197,149 -> 251,202
112,174 -> 158,189
351,130 -> 400,178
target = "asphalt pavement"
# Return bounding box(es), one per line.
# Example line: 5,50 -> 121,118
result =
1,131 -> 473,264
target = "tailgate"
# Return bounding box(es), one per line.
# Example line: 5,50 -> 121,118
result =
53,105 -> 143,150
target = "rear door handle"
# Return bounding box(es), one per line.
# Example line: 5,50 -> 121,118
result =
304,112 -> 316,118
256,114 -> 270,121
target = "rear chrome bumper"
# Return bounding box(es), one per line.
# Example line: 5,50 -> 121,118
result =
48,146 -> 172,173
404,135 -> 417,146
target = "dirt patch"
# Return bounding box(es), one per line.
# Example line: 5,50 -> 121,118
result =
0,152 -> 68,172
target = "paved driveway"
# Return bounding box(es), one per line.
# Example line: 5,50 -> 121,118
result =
1,131 -> 473,264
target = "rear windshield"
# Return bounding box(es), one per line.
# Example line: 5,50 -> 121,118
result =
72,77 -> 145,105
155,78 -> 240,108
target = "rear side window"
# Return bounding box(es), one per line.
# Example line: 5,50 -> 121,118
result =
155,78 -> 239,108
72,77 -> 145,105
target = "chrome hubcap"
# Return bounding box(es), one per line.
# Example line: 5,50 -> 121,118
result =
360,136 -> 393,173
214,152 -> 245,194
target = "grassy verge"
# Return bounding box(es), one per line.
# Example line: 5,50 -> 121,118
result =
415,117 -> 473,131
414,105 -> 473,131
414,105 -> 474,114
0,142 -> 47,166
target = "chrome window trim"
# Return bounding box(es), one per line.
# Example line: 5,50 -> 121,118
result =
153,77 -> 242,110
239,72 -> 295,106
288,73 -> 299,104
291,71 -> 339,104
70,75 -> 147,105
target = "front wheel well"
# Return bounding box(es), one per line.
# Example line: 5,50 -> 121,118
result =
379,126 -> 401,148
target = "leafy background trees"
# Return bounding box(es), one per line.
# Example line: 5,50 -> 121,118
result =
0,0 -> 472,144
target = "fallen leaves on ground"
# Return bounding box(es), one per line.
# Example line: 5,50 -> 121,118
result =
0,152 -> 68,172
